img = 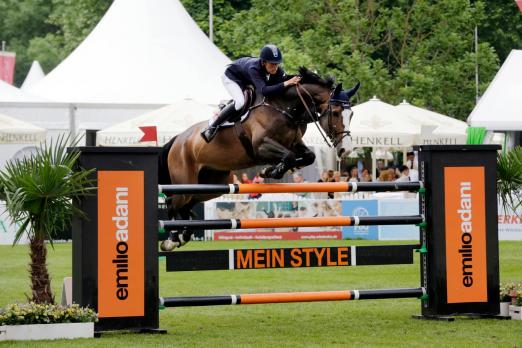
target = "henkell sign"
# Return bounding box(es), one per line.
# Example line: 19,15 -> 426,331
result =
350,136 -> 408,147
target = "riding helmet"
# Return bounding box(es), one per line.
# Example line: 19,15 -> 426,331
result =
260,44 -> 283,64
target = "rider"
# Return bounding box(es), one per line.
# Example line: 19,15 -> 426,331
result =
201,44 -> 302,143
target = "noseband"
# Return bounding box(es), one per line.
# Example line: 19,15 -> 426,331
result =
295,84 -> 350,148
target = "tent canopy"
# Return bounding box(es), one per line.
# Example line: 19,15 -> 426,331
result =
0,79 -> 44,102
468,50 -> 522,131
28,0 -> 231,104
396,100 -> 467,145
96,99 -> 217,146
0,112 -> 46,144
21,61 -> 45,91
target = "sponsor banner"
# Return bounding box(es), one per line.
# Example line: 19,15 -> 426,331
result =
378,199 -> 419,240
98,171 -> 144,318
498,201 -> 522,240
210,200 -> 342,239
213,231 -> 342,241
0,52 -> 16,84
444,167 -> 488,304
234,247 -> 350,269
341,200 -> 378,239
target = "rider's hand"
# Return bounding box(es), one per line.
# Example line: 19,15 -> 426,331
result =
284,76 -> 301,87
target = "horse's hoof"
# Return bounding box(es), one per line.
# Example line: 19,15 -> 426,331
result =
160,239 -> 176,252
260,167 -> 273,179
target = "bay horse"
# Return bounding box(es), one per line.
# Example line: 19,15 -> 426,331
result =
159,67 -> 359,250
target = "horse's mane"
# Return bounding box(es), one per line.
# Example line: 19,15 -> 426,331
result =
298,67 -> 334,89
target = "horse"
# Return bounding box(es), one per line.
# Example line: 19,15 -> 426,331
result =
159,67 -> 359,250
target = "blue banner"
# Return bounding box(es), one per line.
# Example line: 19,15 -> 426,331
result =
341,200 -> 378,239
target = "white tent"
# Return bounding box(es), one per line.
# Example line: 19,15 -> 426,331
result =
21,61 -> 45,91
0,112 -> 46,144
0,79 -> 44,102
348,96 -> 419,148
468,50 -> 522,131
96,99 -> 217,146
27,0 -> 230,104
396,100 -> 468,145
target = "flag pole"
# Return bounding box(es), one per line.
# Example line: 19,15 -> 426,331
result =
474,26 -> 479,104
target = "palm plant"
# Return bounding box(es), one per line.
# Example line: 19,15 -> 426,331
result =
497,146 -> 522,213
0,136 -> 94,304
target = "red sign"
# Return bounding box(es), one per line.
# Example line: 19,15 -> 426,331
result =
139,126 -> 158,143
213,231 -> 343,241
0,52 -> 16,84
516,0 -> 522,12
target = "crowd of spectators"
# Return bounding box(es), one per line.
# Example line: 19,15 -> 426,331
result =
230,152 -> 419,200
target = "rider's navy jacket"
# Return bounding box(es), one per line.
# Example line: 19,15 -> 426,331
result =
225,57 -> 286,97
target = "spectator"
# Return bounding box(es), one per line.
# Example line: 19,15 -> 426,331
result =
231,172 -> 241,184
318,170 -> 329,183
387,167 -> 397,180
240,172 -> 252,184
293,171 -> 309,198
348,166 -> 359,182
360,168 -> 372,182
395,165 -> 410,182
377,170 -> 393,182
409,167 -> 419,182
406,151 -> 415,169
325,170 -> 336,199
376,160 -> 385,177
249,172 -> 264,199
326,170 -> 335,182
333,171 -> 341,182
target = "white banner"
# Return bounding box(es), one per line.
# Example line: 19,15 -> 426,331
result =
498,201 -> 522,240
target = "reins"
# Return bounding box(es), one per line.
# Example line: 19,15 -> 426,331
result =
248,83 -> 348,148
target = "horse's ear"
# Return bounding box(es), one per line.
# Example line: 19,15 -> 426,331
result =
333,83 -> 342,96
345,82 -> 361,99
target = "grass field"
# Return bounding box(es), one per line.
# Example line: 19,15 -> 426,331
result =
0,240 -> 521,347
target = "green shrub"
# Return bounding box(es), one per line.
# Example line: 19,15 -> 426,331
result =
0,303 -> 97,325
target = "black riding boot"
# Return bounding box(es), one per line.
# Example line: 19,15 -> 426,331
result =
201,102 -> 237,143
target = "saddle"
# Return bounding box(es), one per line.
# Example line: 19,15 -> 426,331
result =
219,86 -> 255,126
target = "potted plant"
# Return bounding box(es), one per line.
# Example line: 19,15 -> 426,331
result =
0,137 -> 96,340
509,285 -> 522,320
0,303 -> 97,341
499,282 -> 516,316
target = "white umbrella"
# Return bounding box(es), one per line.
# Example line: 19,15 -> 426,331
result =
348,96 -> 419,149
0,112 -> 46,144
396,100 -> 467,145
96,99 -> 217,146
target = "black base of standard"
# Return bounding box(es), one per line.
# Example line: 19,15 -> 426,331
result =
95,328 -> 167,336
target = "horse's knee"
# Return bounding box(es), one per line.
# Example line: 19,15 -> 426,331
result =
281,152 -> 297,167
301,150 -> 315,166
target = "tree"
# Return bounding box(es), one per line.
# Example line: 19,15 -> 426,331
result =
0,137 -> 94,303
478,0 -> 522,63
217,0 -> 499,120
0,0 -> 56,85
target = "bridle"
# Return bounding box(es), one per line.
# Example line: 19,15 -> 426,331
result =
250,83 -> 351,148
294,83 -> 351,148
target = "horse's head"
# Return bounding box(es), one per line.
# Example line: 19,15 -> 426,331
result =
323,82 -> 360,146
296,67 -> 360,147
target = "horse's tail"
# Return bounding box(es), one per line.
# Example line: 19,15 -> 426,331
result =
158,135 -> 177,185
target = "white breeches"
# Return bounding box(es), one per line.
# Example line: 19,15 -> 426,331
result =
222,74 -> 245,111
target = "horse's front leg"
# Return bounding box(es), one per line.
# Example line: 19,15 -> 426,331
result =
257,137 -> 297,179
292,141 -> 316,168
